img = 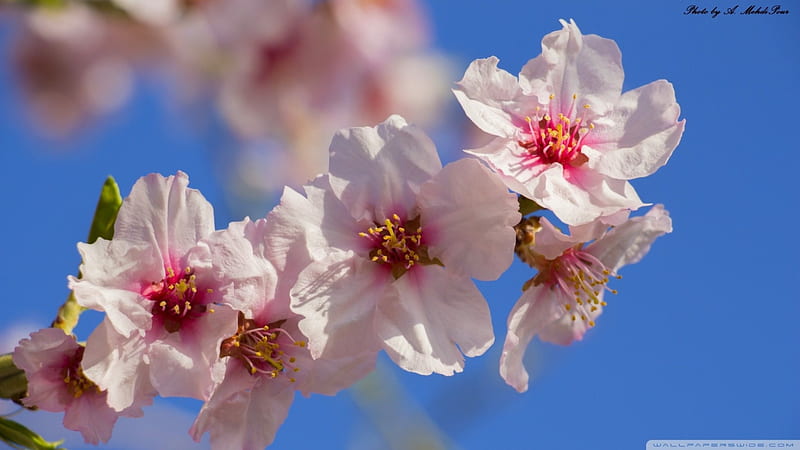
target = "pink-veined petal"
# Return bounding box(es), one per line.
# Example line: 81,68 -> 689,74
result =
588,80 -> 685,179
191,363 -> 294,450
452,57 -> 521,137
75,238 -> 161,291
290,251 -> 385,359
293,350 -> 375,397
499,285 -> 565,392
82,319 -> 156,412
112,171 -> 215,262
149,303 -> 236,400
203,218 -> 280,318
63,393 -> 118,445
537,167 -> 645,225
69,278 -> 150,338
327,115 -> 442,222
587,204 -> 673,271
519,19 -> 622,114
267,181 -> 363,270
375,266 -> 493,376
464,137 -> 540,200
418,158 -> 519,280
538,295 -> 603,346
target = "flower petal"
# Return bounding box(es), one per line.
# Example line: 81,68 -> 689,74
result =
499,285 -> 565,392
452,57 -> 521,137
375,266 -> 493,376
203,218 -> 280,318
82,319 -> 156,412
191,364 -> 294,450
464,137 -> 540,200
63,393 -> 118,445
267,181 -> 363,269
112,171 -> 215,263
327,115 -> 442,222
69,277 -> 151,339
148,307 -> 238,402
290,251 -> 385,359
587,204 -> 673,271
519,19 -> 623,114
588,80 -> 685,179
538,166 -> 645,225
76,238 -> 161,291
418,158 -> 519,280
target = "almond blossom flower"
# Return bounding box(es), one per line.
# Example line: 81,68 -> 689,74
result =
12,328 -> 146,444
69,172 -> 238,411
453,19 -> 685,225
277,115 -> 520,376
191,218 -> 373,449
500,205 -> 673,392
13,4 -> 163,137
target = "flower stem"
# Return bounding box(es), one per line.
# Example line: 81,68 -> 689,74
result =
51,176 -> 122,335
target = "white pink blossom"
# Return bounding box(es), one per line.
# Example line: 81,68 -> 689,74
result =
12,328 -> 146,444
191,217 -> 373,449
500,205 -> 673,392
453,19 -> 685,225
276,115 -> 520,376
69,172 -> 238,411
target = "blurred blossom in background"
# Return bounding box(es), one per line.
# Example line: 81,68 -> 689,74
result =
8,0 -> 453,201
0,0 -> 798,449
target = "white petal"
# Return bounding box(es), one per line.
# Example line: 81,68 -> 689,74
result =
589,80 -> 685,179
293,340 -> 375,397
63,393 -> 118,445
375,266 -> 493,376
70,277 -> 150,339
537,167 -> 645,225
241,315 -> 375,397
191,365 -> 294,450
113,171 -> 214,263
499,285 -> 564,392
537,217 -> 586,259
464,137 -> 539,200
82,319 -> 156,412
203,218 -> 280,317
267,181 -> 362,270
327,115 -> 442,222
453,56 -> 521,137
538,295 -> 603,346
152,305 -> 237,400
519,19 -> 623,114
290,251 -> 385,360
587,204 -> 673,271
418,158 -> 519,281
76,238 -> 162,291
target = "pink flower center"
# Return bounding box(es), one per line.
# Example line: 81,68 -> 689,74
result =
517,94 -> 593,169
62,346 -> 100,399
142,266 -> 210,333
359,214 -> 426,278
220,312 -> 306,382
532,247 -> 620,328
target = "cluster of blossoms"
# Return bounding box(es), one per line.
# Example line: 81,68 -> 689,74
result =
8,0 -> 451,191
11,19 -> 682,447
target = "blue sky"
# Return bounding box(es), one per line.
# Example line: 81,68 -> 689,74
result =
0,1 -> 798,449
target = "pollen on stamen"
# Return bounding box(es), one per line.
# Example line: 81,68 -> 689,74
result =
359,214 -> 428,277
516,95 -> 594,168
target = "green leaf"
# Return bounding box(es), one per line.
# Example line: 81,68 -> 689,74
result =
52,176 -> 122,334
0,354 -> 26,402
0,416 -> 64,450
86,176 -> 122,244
518,196 -> 544,216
